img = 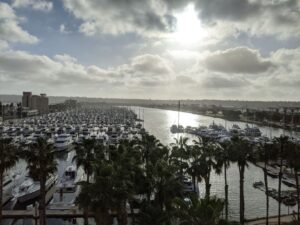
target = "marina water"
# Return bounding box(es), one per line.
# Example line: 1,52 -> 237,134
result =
132,106 -> 300,221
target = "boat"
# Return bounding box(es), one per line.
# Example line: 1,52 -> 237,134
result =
244,125 -> 262,137
253,181 -> 264,188
283,197 -> 297,206
54,133 -> 73,151
179,175 -> 198,193
266,169 -> 279,178
57,166 -> 77,193
282,177 -> 297,188
12,175 -> 57,203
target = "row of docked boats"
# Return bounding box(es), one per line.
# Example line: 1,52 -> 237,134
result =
171,122 -> 262,142
253,181 -> 298,206
0,108 -> 145,151
1,106 -> 146,207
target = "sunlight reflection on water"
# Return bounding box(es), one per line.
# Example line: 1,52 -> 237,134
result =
132,106 -> 299,221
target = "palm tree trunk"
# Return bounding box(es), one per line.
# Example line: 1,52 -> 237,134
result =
224,163 -> 228,221
130,201 -> 135,225
83,173 -> 90,225
263,163 -> 269,225
192,175 -> 196,193
0,172 -> 3,224
39,176 -> 46,225
278,157 -> 283,225
239,165 -> 245,225
295,169 -> 300,221
205,176 -> 211,199
117,201 -> 128,225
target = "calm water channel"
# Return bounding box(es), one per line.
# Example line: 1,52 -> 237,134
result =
132,106 -> 300,221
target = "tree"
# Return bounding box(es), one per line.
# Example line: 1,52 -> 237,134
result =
73,139 -> 98,183
286,141 -> 300,221
274,135 -> 289,225
230,136 -> 254,225
0,138 -> 19,224
217,140 -> 232,221
22,138 -> 57,225
174,195 -> 224,225
193,136 -> 220,199
170,136 -> 190,176
186,144 -> 202,194
76,160 -> 114,225
257,141 -> 274,225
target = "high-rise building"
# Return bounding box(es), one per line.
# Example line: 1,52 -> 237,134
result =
38,94 -> 49,114
21,92 -> 49,114
22,92 -> 32,108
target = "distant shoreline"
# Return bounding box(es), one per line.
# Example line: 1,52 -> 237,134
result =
140,105 -> 294,131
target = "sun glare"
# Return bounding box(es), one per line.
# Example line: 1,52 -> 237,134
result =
171,3 -> 203,45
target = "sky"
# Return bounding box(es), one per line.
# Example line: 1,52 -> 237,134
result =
0,0 -> 300,100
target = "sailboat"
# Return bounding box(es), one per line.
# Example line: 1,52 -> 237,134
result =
170,101 -> 184,133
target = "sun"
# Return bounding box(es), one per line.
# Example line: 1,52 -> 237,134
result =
171,3 -> 204,45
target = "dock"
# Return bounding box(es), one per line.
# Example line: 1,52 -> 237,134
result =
245,214 -> 297,225
2,207 -> 91,219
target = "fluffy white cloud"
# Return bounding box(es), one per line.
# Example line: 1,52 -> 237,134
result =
0,2 -> 39,45
62,0 -> 176,37
12,0 -> 53,12
201,47 -> 274,74
1,45 -> 300,100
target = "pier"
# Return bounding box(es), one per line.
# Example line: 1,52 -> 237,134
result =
245,214 -> 297,225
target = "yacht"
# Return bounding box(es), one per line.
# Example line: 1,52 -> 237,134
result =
57,166 -> 77,193
244,125 -> 262,137
170,124 -> 184,133
54,134 -> 73,151
12,175 -> 57,203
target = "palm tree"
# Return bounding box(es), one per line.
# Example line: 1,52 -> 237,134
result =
257,141 -> 274,225
286,141 -> 300,221
22,137 -> 57,225
76,162 -> 114,225
174,195 -> 224,225
274,135 -> 289,225
73,139 -> 97,183
137,202 -> 169,225
170,136 -> 190,175
230,136 -> 254,225
0,137 -> 19,224
217,140 -> 232,221
193,136 -> 220,199
186,144 -> 202,194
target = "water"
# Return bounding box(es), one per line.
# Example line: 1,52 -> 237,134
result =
133,107 -> 299,221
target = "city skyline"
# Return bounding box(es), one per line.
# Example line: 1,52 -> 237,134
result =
0,0 -> 300,100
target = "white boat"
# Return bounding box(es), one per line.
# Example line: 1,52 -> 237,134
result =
57,166 -> 77,193
54,133 -> 73,150
12,175 -> 57,203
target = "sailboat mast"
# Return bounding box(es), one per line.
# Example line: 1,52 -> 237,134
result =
178,100 -> 180,128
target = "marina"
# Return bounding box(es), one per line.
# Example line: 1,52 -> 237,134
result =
0,105 -> 300,224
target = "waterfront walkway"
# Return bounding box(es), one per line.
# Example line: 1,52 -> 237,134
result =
246,214 -> 298,225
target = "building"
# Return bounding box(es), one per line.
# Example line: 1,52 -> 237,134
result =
22,92 -> 32,108
21,91 -> 49,114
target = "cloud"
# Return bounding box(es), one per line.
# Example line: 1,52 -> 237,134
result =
12,0 -> 53,12
60,0 -> 300,42
59,24 -> 70,34
201,47 -> 274,74
1,45 -> 300,100
0,50 -> 173,94
201,75 -> 250,89
62,0 -> 176,37
0,2 -> 39,45
194,0 -> 300,39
